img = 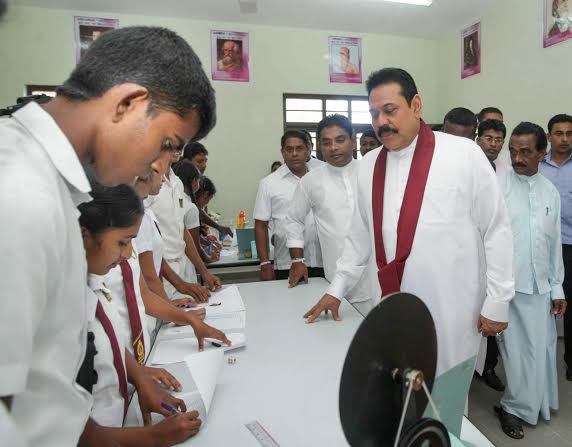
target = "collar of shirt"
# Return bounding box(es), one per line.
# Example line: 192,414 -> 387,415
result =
12,102 -> 92,207
543,150 -> 572,168
325,158 -> 355,176
88,273 -> 111,294
385,135 -> 418,160
515,171 -> 540,186
276,162 -> 308,180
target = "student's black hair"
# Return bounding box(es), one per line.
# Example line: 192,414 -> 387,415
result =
281,130 -> 310,149
173,159 -> 202,203
78,181 -> 144,235
511,122 -> 548,152
197,176 -> 217,198
317,114 -> 354,140
443,107 -> 477,130
57,26 -> 216,142
477,119 -> 506,138
366,68 -> 418,106
477,107 -> 503,122
360,129 -> 379,140
183,142 -> 209,161
0,0 -> 7,19
271,161 -> 282,171
547,114 -> 572,133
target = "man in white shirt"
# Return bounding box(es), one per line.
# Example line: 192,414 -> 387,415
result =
286,115 -> 373,316
477,119 -> 512,175
304,68 -> 515,376
0,26 -> 216,446
254,130 -> 323,281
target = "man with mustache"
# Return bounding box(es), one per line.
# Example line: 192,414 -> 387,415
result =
304,68 -> 514,378
495,122 -> 566,439
539,114 -> 572,381
217,40 -> 243,73
286,114 -> 373,316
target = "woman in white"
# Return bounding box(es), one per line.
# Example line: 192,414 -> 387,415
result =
79,182 -> 202,446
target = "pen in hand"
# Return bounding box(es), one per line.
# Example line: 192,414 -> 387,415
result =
161,402 -> 181,415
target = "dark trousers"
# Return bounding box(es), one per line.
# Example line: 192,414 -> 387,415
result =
275,267 -> 325,281
563,244 -> 572,370
484,336 -> 499,372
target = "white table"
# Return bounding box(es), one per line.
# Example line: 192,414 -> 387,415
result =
128,279 -> 493,446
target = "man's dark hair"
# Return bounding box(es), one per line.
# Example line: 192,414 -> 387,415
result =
317,114 -> 353,139
511,122 -> 548,152
477,119 -> 506,138
183,142 -> 209,161
360,128 -> 378,140
57,26 -> 216,142
281,130 -> 310,149
366,68 -> 418,106
477,107 -> 503,122
443,107 -> 477,130
0,0 -> 7,19
547,114 -> 572,133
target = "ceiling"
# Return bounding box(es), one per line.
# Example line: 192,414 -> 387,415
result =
15,0 -> 497,38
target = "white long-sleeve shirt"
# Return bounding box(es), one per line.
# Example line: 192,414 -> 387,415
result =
286,159 -> 372,304
253,163 -> 322,270
328,131 -> 515,375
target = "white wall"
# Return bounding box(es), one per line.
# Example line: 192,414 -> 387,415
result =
0,6 -> 440,219
436,0 -> 572,142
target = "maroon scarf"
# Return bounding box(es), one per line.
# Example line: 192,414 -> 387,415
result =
372,120 -> 435,295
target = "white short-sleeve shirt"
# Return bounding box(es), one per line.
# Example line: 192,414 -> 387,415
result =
253,163 -> 323,270
148,169 -> 186,261
0,102 -> 93,446
87,275 -> 128,428
104,241 -> 151,364
135,206 -> 164,276
183,193 -> 201,230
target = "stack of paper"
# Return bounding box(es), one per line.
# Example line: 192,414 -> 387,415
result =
137,349 -> 224,425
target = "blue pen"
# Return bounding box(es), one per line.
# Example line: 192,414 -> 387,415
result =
161,402 -> 180,415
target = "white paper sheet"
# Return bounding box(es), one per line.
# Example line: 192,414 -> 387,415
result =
475,336 -> 487,375
185,349 -> 224,415
204,312 -> 246,330
205,285 -> 245,317
220,248 -> 236,257
151,333 -> 246,364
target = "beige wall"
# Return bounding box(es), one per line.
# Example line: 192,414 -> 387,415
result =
436,0 -> 572,149
0,5 -> 440,219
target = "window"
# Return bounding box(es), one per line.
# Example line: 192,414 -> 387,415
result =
283,93 -> 374,160
26,85 -> 58,97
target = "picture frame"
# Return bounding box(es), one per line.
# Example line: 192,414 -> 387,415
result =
328,36 -> 362,84
210,30 -> 250,82
74,16 -> 119,63
543,0 -> 572,48
461,22 -> 481,79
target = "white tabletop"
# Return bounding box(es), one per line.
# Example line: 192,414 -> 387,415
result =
128,278 -> 493,447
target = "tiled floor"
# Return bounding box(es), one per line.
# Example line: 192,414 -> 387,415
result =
468,340 -> 572,446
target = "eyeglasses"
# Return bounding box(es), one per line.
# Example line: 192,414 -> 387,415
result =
480,136 -> 505,144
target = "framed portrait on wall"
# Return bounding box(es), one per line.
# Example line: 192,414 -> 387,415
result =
74,16 -> 119,63
543,0 -> 572,48
461,22 -> 481,79
328,36 -> 362,84
210,30 -> 250,82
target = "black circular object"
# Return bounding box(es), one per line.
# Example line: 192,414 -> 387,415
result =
398,418 -> 451,447
339,293 -> 438,447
